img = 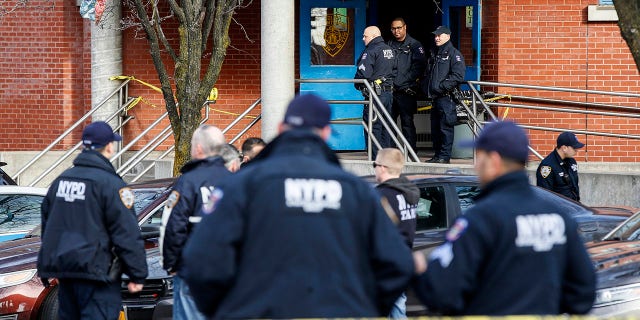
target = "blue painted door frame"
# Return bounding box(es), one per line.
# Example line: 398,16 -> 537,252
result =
299,0 -> 366,150
442,0 -> 482,84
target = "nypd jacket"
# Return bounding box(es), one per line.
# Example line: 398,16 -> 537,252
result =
387,34 -> 426,90
422,40 -> 466,98
37,150 -> 148,284
375,176 -> 420,248
536,150 -> 580,202
161,156 -> 231,273
181,129 -> 414,319
354,36 -> 395,88
414,171 -> 595,315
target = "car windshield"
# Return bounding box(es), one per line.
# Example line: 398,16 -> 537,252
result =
603,212 -> 640,241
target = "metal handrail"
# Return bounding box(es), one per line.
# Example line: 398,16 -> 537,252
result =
24,95 -> 137,186
296,78 -> 420,162
462,80 -> 640,161
13,79 -> 132,184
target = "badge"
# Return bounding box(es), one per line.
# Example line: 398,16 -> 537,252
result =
119,187 -> 135,209
446,218 -> 468,242
165,190 -> 180,209
540,166 -> 552,178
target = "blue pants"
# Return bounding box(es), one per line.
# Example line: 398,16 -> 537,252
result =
174,275 -> 207,320
363,91 -> 393,159
431,95 -> 457,160
58,279 -> 121,320
392,90 -> 418,152
389,292 -> 407,319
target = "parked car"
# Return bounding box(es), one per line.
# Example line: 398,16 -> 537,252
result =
0,178 -> 175,320
588,210 -> 640,317
0,186 -> 47,242
391,173 -> 632,315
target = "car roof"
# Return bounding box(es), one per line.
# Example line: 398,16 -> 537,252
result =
362,173 -> 479,185
0,186 -> 47,196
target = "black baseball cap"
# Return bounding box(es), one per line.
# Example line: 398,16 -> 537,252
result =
432,26 -> 451,35
82,121 -> 122,149
557,132 -> 585,149
283,94 -> 332,129
459,121 -> 530,163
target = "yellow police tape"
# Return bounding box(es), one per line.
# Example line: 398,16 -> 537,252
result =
416,94 -> 512,113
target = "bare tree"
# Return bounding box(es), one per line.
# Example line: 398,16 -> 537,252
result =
614,0 -> 640,71
126,0 -> 249,174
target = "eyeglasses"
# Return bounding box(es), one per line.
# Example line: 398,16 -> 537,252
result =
373,162 -> 387,168
391,26 -> 405,31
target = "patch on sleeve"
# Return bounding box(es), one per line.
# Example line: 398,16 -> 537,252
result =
540,166 -> 552,178
571,163 -> 578,172
418,46 -> 424,54
446,217 -> 468,242
361,53 -> 367,60
119,187 -> 135,209
202,189 -> 224,215
165,190 -> 180,210
455,55 -> 461,62
358,64 -> 366,72
429,242 -> 454,268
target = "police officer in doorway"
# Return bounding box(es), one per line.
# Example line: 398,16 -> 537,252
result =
422,26 -> 465,164
536,131 -> 585,202
355,26 -> 395,159
387,18 -> 426,153
412,121 -> 596,315
182,94 -> 414,319
38,121 -> 148,319
373,147 -> 419,318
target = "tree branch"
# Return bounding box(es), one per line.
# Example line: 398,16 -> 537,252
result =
614,0 -> 640,72
152,1 -> 178,61
200,0 -> 216,52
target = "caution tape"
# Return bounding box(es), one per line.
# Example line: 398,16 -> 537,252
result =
417,94 -> 512,113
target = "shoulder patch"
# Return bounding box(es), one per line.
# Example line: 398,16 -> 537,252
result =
165,190 -> 180,210
361,52 -> 368,60
571,163 -> 578,172
446,217 -> 468,242
119,187 -> 135,209
418,46 -> 424,54
540,166 -> 552,178
455,55 -> 461,62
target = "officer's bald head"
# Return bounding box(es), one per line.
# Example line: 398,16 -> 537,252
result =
363,26 -> 381,45
191,124 -> 225,159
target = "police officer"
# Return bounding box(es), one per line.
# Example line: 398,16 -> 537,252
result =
181,94 -> 414,319
412,121 -> 596,315
373,147 -> 419,318
161,124 -> 231,320
355,26 -> 395,159
387,18 -> 426,153
422,26 -> 465,164
38,121 -> 148,319
536,131 -> 585,202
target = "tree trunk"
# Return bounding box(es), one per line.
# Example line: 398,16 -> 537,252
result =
614,0 -> 640,72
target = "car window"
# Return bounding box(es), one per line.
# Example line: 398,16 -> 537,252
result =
133,188 -> 167,214
417,186 -> 447,231
456,185 -> 480,211
0,193 -> 43,234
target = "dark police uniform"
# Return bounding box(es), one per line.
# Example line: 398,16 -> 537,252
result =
354,36 -> 395,158
388,34 -> 426,152
161,156 -> 232,273
38,149 -> 148,319
422,40 -> 465,162
536,150 -> 580,201
375,176 -> 420,248
182,129 -> 414,319
414,171 -> 596,315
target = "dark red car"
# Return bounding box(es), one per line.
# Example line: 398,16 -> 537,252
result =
0,178 -> 175,320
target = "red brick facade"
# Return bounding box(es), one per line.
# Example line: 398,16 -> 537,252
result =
1,0 -> 639,161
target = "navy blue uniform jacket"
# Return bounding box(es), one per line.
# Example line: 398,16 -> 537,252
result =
162,156 -> 231,273
182,129 -> 414,319
387,34 -> 426,90
375,176 -> 420,248
414,171 -> 595,315
422,40 -> 465,98
38,150 -> 148,283
536,149 -> 580,202
354,36 -> 395,88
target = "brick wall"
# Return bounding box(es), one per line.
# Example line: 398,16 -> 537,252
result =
0,0 -> 88,151
482,0 -> 640,162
